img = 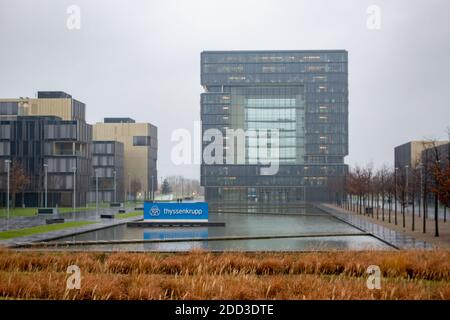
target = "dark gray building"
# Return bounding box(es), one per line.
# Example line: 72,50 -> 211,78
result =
200,50 -> 349,203
395,141 -> 447,170
88,141 -> 124,203
0,92 -> 92,207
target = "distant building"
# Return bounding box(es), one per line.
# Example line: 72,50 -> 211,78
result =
88,141 -> 124,203
0,92 -> 92,207
394,141 -> 447,169
93,118 -> 157,200
200,50 -> 349,203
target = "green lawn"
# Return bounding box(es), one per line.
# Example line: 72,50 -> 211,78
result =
0,202 -> 144,218
116,211 -> 143,219
0,207 -> 92,218
0,221 -> 96,240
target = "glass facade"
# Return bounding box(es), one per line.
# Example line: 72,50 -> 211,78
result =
0,115 -> 92,207
88,141 -> 124,203
201,50 -> 348,203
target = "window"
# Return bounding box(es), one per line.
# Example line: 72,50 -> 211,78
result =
0,102 -> 18,115
0,141 -> 10,156
133,136 -> 151,146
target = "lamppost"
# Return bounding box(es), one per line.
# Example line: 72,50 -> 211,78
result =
43,163 -> 48,208
95,169 -> 99,215
113,170 -> 117,203
181,177 -> 184,199
5,159 -> 11,224
416,163 -> 424,232
404,165 -> 409,228
72,166 -> 77,211
394,167 -> 398,225
151,175 -> 154,201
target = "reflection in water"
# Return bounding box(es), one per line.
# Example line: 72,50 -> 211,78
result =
55,205 -> 392,251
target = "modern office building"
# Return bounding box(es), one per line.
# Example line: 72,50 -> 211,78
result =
0,92 -> 92,207
93,118 -> 158,200
395,141 -> 447,169
88,141 -> 124,203
200,50 -> 349,203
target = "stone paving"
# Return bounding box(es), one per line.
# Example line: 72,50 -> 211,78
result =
318,204 -> 433,249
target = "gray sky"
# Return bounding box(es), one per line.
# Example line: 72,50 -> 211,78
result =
1,0 -> 449,179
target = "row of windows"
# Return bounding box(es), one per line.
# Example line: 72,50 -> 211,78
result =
246,108 -> 297,122
44,124 -> 77,140
93,142 -> 116,154
201,104 -> 347,115
202,176 -> 331,187
0,102 -> 18,115
47,158 -> 76,173
201,52 -> 347,64
205,76 -> 347,93
92,167 -> 115,178
202,62 -> 347,75
48,174 -> 75,190
246,98 -> 297,108
202,93 -> 347,105
202,73 -> 346,85
92,155 -> 115,166
201,164 -> 348,176
133,136 -> 151,146
246,122 -> 297,130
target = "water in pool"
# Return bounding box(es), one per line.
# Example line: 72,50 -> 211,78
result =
55,206 -> 392,251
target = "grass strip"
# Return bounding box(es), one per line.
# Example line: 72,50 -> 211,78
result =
0,221 -> 96,240
116,211 -> 143,219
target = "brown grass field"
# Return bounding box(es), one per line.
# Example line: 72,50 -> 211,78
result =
0,248 -> 449,300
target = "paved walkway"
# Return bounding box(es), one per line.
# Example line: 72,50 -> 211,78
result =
322,204 -> 449,249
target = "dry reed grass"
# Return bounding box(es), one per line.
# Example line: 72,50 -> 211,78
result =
0,248 -> 448,299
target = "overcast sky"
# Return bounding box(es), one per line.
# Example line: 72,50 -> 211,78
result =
0,0 -> 449,179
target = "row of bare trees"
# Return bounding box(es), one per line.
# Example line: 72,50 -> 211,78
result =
337,143 -> 450,237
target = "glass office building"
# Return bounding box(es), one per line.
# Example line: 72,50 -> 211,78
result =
200,50 -> 349,203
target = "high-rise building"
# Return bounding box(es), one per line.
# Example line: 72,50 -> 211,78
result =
93,118 -> 157,200
0,92 -> 92,207
200,50 -> 349,203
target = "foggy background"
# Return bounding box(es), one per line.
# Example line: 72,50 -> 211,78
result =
0,0 -> 449,180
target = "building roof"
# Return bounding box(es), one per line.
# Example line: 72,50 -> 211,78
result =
103,117 -> 136,123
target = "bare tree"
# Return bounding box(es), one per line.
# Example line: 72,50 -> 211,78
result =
9,161 -> 30,209
423,139 -> 443,237
376,165 -> 390,221
130,179 -> 142,202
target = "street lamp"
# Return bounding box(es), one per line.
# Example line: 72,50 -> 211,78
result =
151,175 -> 154,201
416,163 -> 424,232
5,159 -> 11,224
43,163 -> 48,208
394,167 -> 398,225
95,169 -> 99,215
113,170 -> 116,203
72,166 -> 77,211
404,165 -> 409,228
